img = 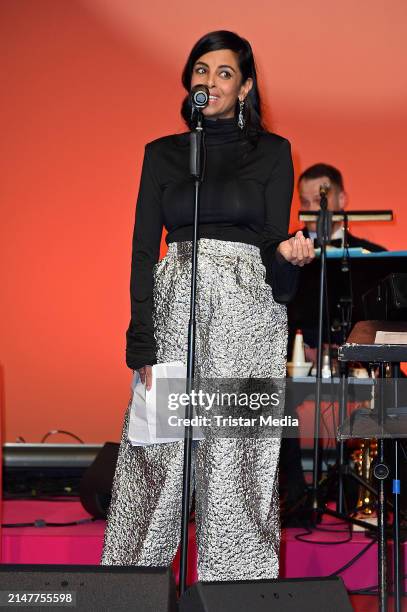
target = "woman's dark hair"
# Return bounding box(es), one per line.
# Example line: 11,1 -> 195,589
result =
181,30 -> 266,137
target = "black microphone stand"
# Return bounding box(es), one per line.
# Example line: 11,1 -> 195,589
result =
337,211 -> 352,513
311,188 -> 332,515
179,109 -> 205,596
310,206 -> 378,527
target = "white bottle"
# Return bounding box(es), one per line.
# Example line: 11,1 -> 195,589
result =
321,351 -> 332,378
292,329 -> 306,364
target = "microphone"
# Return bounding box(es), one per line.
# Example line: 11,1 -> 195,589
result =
190,84 -> 209,109
319,183 -> 331,198
317,182 -> 332,243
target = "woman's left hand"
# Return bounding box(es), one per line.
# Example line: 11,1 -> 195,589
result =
277,231 -> 315,266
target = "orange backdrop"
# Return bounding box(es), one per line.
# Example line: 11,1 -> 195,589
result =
1,0 -> 406,443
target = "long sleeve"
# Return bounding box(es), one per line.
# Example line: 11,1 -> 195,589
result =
126,144 -> 164,370
260,138 -> 300,303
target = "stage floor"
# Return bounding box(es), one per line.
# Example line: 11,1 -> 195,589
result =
1,499 -> 406,611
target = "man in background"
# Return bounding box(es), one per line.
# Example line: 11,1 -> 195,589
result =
280,163 -> 386,517
298,163 -> 385,251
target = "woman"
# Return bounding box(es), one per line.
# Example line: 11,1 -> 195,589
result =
101,30 -> 314,581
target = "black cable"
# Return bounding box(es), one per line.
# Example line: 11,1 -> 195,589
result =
316,400 -> 340,475
3,495 -> 80,502
320,402 -> 335,442
349,586 -> 407,596
41,430 -> 85,444
313,525 -> 350,533
343,241 -> 353,336
294,524 -> 353,545
315,519 -> 348,526
348,586 -> 378,595
323,255 -> 332,348
322,262 -> 337,460
327,396 -> 337,444
293,527 -> 313,541
2,518 -> 97,528
320,402 -> 337,464
400,441 -> 407,463
328,538 -> 376,576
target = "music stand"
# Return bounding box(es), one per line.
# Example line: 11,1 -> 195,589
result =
299,209 -> 393,224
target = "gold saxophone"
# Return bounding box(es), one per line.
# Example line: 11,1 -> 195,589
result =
351,367 -> 383,516
352,439 -> 378,515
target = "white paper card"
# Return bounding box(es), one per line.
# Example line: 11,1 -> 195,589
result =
375,331 -> 407,345
127,362 -> 204,446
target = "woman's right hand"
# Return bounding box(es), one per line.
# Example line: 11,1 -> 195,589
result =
137,365 -> 153,391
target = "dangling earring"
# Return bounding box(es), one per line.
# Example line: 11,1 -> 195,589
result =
238,98 -> 245,130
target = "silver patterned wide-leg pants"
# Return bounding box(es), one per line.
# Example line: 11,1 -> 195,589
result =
101,239 -> 287,581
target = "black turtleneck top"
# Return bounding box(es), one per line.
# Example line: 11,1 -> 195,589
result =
126,117 -> 299,370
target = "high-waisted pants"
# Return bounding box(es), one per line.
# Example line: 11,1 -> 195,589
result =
101,239 -> 287,581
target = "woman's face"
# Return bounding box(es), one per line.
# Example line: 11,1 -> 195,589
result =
190,49 -> 253,119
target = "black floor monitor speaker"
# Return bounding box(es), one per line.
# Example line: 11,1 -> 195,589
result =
179,576 -> 352,612
0,565 -> 176,612
79,442 -> 119,518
